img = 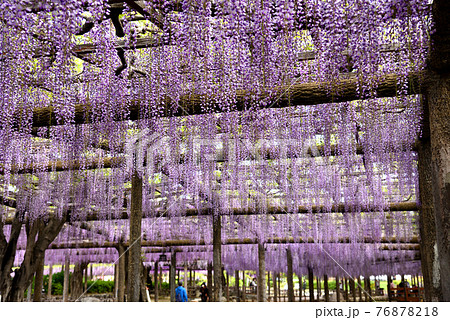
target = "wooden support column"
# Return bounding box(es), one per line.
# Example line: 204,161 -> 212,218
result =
358,276 -> 363,302
184,264 -> 188,292
273,272 -> 278,302
367,277 -> 372,299
212,213 -> 222,302
257,242 -> 266,302
351,278 -> 356,302
308,267 -> 314,302
117,244 -> 126,302
154,261 -> 159,302
336,276 -> 341,302
114,263 -> 119,300
426,0 -> 450,301
267,271 -> 270,299
128,172 -> 143,302
170,251 -> 176,302
84,265 -> 88,292
363,277 -> 369,301
207,262 -> 213,299
344,278 -> 349,301
324,275 -> 329,302
299,275 -> 303,302
387,275 -> 392,302
47,265 -> 53,299
226,272 -> 230,301
286,248 -> 295,302
242,271 -> 246,302
316,277 -> 321,301
63,255 -> 70,302
235,270 -> 240,301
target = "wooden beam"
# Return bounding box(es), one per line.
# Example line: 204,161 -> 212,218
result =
29,72 -> 423,128
46,236 -> 421,249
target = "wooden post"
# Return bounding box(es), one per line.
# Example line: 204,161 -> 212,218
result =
63,255 -> 70,302
387,275 -> 392,302
316,276 -> 321,301
213,213 -> 222,302
324,275 -> 329,302
47,264 -> 53,299
184,264 -> 188,296
273,272 -> 278,302
114,263 -> 118,300
170,251 -> 176,302
90,264 -> 93,281
286,248 -> 295,302
257,242 -> 266,302
154,261 -> 159,302
351,278 -> 357,302
344,278 -> 349,301
267,271 -> 271,299
226,271 -> 230,301
118,243 -> 126,302
308,267 -> 314,302
235,270 -> 240,301
336,276 -> 341,302
128,172 -> 142,302
84,264 -> 88,292
358,276 -> 363,302
207,263 -> 213,300
367,277 -> 372,299
242,271 -> 246,302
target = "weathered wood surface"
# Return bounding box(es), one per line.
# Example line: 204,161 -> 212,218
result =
28,72 -> 423,128
128,172 -> 143,302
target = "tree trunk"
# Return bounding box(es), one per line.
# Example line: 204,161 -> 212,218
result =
71,262 -> 88,301
212,213 -> 222,302
286,248 -> 295,302
33,255 -> 45,302
257,242 -> 266,302
128,172 -> 143,302
425,0 -> 450,301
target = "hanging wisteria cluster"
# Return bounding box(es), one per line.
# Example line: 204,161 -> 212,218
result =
1,0 -> 431,276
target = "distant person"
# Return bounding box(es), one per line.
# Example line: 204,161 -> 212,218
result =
200,283 -> 209,302
250,277 -> 257,293
175,282 -> 188,302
